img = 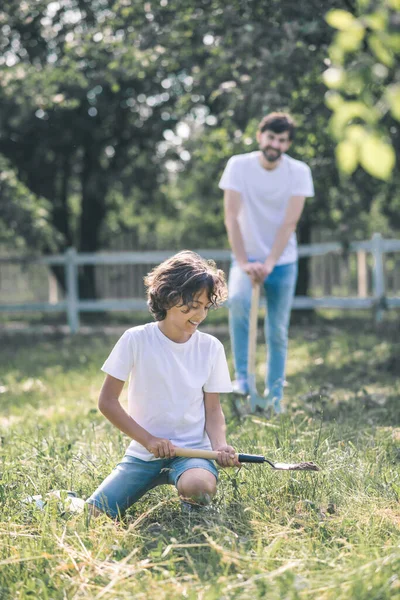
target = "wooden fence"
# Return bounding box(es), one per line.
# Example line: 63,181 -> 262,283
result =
0,233 -> 399,333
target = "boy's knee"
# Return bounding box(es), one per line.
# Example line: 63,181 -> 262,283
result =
177,472 -> 217,505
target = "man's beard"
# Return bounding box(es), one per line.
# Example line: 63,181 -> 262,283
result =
261,147 -> 282,162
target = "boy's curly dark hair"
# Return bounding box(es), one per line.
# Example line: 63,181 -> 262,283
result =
144,250 -> 228,321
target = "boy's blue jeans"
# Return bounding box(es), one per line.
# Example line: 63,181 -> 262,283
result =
86,454 -> 218,519
228,260 -> 298,404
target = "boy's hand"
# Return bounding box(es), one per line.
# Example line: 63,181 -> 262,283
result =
146,436 -> 176,459
214,445 -> 240,468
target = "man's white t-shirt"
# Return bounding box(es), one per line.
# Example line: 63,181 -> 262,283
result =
219,151 -> 314,265
101,322 -> 233,461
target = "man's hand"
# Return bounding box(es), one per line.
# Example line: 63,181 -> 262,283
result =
214,445 -> 241,468
146,436 -> 176,458
262,257 -> 276,279
240,261 -> 265,283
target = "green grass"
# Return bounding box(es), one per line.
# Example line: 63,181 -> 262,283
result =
0,314 -> 399,599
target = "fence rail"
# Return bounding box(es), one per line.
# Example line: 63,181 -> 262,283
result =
0,233 -> 399,333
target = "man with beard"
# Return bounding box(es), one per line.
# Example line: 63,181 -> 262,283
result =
219,112 -> 314,414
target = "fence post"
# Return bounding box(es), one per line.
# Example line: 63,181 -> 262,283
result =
65,247 -> 79,333
357,250 -> 368,297
371,233 -> 385,323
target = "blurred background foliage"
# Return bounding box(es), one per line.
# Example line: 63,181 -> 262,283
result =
0,0 -> 399,297
324,1 -> 400,180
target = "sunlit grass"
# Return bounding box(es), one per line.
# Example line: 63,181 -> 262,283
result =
0,315 -> 399,599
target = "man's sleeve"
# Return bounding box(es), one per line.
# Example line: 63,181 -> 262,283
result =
292,164 -> 314,198
101,330 -> 135,382
218,156 -> 242,193
203,341 -> 233,393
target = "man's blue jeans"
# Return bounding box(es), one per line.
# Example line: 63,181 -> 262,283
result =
228,260 -> 298,404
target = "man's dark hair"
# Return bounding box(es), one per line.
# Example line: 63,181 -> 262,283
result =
258,112 -> 296,141
144,250 -> 228,321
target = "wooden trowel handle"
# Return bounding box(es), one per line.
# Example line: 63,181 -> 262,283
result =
174,447 -> 265,464
175,447 -> 222,460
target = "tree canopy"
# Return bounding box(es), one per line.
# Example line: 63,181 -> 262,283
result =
1,0 -> 398,296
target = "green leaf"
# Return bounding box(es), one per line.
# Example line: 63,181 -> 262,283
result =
346,125 -> 367,143
368,34 -> 394,66
330,102 -> 378,138
336,140 -> 359,174
324,91 -> 344,110
364,12 -> 386,31
387,32 -> 400,53
335,24 -> 365,52
329,45 -> 345,65
326,10 -> 356,30
359,135 -> 396,180
386,85 -> 400,121
388,0 -> 400,9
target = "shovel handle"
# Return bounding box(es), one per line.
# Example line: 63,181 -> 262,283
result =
174,447 -> 265,463
248,283 -> 260,378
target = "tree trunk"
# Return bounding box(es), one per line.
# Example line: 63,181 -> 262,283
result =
52,153 -> 73,246
296,216 -> 311,297
49,154 -> 73,293
78,147 -> 108,300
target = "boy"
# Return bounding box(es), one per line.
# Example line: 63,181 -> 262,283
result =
86,250 -> 237,519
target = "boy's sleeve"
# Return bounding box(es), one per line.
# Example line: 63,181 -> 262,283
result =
203,341 -> 233,393
291,164 -> 314,197
218,156 -> 242,193
101,330 -> 135,382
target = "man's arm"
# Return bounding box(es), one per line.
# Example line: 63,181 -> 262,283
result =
223,189 -> 247,266
98,374 -> 175,458
223,189 -> 265,282
263,195 -> 306,276
204,392 -> 239,467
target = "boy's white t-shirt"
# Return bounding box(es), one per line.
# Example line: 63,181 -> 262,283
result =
219,151 -> 314,265
101,322 -> 233,461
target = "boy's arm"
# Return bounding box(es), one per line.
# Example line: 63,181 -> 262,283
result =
98,374 -> 175,458
204,392 -> 239,467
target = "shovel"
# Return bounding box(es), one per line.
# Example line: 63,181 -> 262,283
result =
175,447 -> 319,471
233,283 -> 267,415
